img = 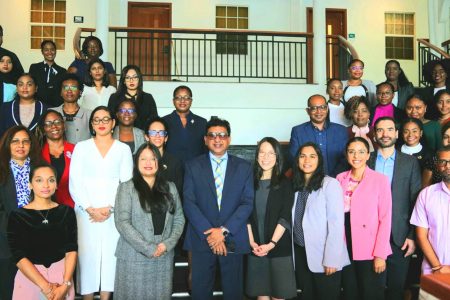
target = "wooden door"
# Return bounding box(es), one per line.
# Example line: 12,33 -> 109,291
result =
128,2 -> 171,80
306,8 -> 347,80
326,9 -> 347,79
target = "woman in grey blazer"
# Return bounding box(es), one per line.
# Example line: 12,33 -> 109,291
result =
291,142 -> 350,300
114,143 -> 185,300
112,99 -> 146,155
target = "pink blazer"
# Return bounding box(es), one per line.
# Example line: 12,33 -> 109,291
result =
336,166 -> 392,260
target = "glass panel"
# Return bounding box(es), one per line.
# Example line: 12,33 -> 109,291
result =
405,24 -> 414,35
43,11 -> 54,22
404,48 -> 413,59
227,7 -> 237,17
31,26 -> 42,37
43,0 -> 54,11
238,7 -> 248,18
31,38 -> 42,49
31,11 -> 42,22
386,47 -> 393,59
55,12 -> 65,23
394,24 -> 404,34
405,14 -> 414,24
385,36 -> 393,47
216,18 -> 226,28
394,13 -> 403,24
31,0 -> 42,10
55,38 -> 65,50
386,24 -> 394,34
405,37 -> 414,48
55,0 -> 66,11
228,18 -> 237,29
393,37 -> 404,48
43,26 -> 53,37
55,26 -> 65,37
385,13 -> 393,24
394,48 -> 403,59
238,19 -> 248,29
216,6 -> 226,17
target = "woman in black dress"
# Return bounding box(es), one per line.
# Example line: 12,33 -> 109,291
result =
246,137 -> 297,300
7,163 -> 77,300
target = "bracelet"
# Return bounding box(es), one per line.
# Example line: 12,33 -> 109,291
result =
270,240 -> 278,246
432,265 -> 443,272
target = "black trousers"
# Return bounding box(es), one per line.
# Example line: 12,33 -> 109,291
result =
294,245 -> 341,300
342,260 -> 386,300
385,242 -> 411,300
0,257 -> 17,300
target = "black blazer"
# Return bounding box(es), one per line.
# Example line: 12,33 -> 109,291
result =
248,177 -> 294,258
0,172 -> 18,259
29,62 -> 67,107
368,151 -> 421,247
108,91 -> 158,130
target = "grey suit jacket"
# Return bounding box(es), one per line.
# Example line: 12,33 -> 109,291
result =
369,151 -> 421,247
114,180 -> 185,262
112,126 -> 146,155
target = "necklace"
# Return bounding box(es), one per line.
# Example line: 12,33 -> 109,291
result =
36,209 -> 51,224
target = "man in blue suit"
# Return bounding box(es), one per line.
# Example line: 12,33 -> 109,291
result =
289,94 -> 349,177
183,117 -> 254,300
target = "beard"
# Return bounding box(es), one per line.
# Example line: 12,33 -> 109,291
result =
376,137 -> 397,148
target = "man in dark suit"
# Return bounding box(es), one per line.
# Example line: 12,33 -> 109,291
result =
183,118 -> 254,300
163,85 -> 207,163
29,40 -> 66,107
369,116 -> 421,300
289,94 -> 348,176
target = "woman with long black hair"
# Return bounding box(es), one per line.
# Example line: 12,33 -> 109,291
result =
108,65 -> 158,130
114,143 -> 185,299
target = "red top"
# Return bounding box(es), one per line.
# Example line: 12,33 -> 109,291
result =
41,141 -> 75,208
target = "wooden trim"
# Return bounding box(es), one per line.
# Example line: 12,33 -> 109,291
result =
418,38 -> 450,58
333,34 -> 359,59
325,8 -> 347,38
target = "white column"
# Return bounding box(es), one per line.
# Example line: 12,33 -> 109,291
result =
313,0 -> 326,86
96,0 -> 109,59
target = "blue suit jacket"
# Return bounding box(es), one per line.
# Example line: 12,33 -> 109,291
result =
183,153 -> 254,254
289,121 -> 348,177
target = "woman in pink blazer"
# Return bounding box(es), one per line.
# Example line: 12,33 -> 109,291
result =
336,137 -> 392,300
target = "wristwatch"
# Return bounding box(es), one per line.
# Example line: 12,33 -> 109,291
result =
109,207 -> 115,214
221,226 -> 229,237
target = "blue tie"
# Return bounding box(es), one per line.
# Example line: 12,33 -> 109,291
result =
293,190 -> 309,247
214,158 -> 224,210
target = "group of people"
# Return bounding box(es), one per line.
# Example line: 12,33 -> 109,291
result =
0,25 -> 449,300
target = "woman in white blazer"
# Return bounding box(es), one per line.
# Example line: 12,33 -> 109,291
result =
291,142 -> 350,300
69,106 -> 133,299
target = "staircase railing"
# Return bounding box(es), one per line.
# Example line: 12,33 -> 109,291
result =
442,39 -> 450,55
326,34 -> 358,80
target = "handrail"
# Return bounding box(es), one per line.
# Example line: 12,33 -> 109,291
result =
418,38 -> 450,58
334,35 -> 359,59
108,26 -> 314,38
442,39 -> 450,55
73,27 -> 96,59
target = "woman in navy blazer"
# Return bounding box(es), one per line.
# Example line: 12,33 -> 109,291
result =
291,142 -> 349,300
246,137 -> 297,300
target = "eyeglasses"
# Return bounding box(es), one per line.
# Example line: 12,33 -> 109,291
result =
377,91 -> 393,96
118,108 -> 136,114
174,95 -> 192,101
350,66 -> 364,71
10,139 -> 31,146
148,130 -> 168,137
436,159 -> 450,167
92,117 -> 112,125
206,132 -> 229,140
63,85 -> 78,91
258,151 -> 276,158
347,150 -> 368,155
125,75 -> 139,81
44,119 -> 63,128
307,105 -> 328,112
